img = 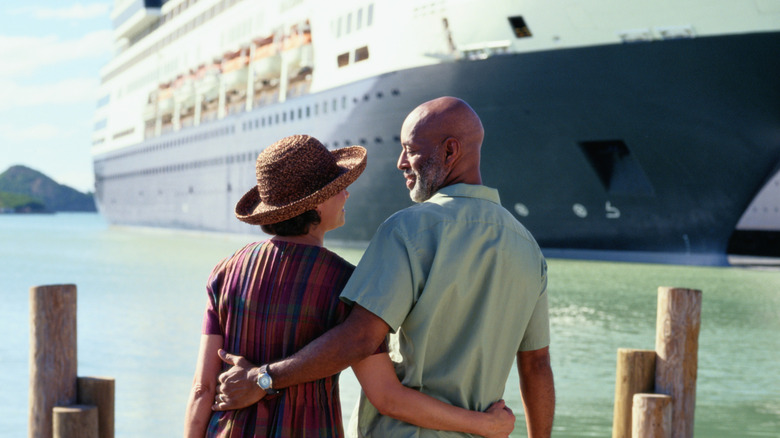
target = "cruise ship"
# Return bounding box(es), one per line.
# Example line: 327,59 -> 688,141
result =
92,0 -> 780,265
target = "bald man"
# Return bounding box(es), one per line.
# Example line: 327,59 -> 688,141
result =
215,97 -> 555,437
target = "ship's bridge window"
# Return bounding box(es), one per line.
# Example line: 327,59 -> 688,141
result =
96,94 -> 110,108
355,46 -> 369,62
508,16 -> 532,38
337,52 -> 350,67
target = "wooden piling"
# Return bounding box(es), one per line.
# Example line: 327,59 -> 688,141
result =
53,405 -> 98,438
78,377 -> 115,438
29,284 -> 78,438
655,287 -> 702,438
612,349 -> 656,438
632,394 -> 672,438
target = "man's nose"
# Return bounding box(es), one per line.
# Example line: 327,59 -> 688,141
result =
397,152 -> 408,170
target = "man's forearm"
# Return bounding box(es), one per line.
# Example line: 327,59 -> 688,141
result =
214,306 -> 389,411
271,305 -> 389,388
518,347 -> 555,438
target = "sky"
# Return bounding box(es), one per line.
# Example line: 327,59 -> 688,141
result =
0,1 -> 113,193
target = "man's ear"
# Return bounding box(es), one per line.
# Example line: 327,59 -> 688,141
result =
442,136 -> 460,167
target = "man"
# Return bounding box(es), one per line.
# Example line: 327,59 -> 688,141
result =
214,96 -> 555,437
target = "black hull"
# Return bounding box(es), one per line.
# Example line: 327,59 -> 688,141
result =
94,32 -> 780,265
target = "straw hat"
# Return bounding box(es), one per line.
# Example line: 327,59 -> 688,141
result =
235,135 -> 367,225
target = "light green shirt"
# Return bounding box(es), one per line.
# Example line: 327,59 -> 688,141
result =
342,184 -> 549,437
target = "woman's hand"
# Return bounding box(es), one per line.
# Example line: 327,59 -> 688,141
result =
482,399 -> 516,438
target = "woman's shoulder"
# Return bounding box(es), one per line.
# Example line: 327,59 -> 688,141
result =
318,246 -> 356,272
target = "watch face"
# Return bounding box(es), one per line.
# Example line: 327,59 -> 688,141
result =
259,375 -> 271,389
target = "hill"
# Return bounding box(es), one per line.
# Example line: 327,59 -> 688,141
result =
0,165 -> 96,212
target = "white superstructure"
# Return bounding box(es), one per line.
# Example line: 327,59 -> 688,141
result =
91,0 -> 779,157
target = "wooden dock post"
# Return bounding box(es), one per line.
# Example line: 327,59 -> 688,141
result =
78,377 -> 115,438
655,287 -> 702,438
53,405 -> 98,438
612,349 -> 656,438
29,284 -> 78,438
632,394 -> 672,438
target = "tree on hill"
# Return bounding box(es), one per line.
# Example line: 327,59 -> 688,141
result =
0,165 -> 96,212
0,192 -> 48,213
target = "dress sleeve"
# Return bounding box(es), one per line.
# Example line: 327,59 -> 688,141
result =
201,261 -> 225,335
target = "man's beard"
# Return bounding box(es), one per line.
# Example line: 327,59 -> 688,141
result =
409,154 -> 447,203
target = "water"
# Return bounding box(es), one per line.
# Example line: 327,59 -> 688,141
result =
1,213 -> 778,437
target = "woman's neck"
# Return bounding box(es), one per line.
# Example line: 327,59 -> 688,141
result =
271,231 -> 324,247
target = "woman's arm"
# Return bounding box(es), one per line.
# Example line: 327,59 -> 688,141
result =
352,353 -> 515,438
184,334 -> 224,438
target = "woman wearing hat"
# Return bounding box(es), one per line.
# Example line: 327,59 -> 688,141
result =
184,135 -> 514,437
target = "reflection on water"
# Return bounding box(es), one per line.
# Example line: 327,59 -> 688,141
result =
1,214 -> 778,437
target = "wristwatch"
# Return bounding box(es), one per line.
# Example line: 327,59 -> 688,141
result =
256,364 -> 278,395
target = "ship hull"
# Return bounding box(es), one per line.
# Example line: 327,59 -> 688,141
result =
94,31 -> 780,265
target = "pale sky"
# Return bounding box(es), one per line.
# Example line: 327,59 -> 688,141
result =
0,1 -> 113,193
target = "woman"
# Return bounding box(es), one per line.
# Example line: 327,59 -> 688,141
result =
184,135 -> 514,437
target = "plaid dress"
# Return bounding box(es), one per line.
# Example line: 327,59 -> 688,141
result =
202,240 -> 353,437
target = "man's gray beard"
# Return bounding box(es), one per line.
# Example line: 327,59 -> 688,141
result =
409,156 -> 447,203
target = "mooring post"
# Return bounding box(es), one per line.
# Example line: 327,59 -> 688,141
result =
632,394 -> 672,438
53,405 -> 98,438
78,377 -> 115,438
29,284 -> 78,438
612,349 -> 656,438
655,287 -> 702,438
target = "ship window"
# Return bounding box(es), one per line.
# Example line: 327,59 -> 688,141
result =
368,4 -> 374,26
346,13 -> 352,34
578,140 -> 655,196
508,16 -> 532,38
355,46 -> 369,62
337,52 -> 350,67
357,8 -> 363,30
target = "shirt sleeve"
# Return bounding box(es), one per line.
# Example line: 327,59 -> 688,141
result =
519,289 -> 550,351
340,221 -> 416,333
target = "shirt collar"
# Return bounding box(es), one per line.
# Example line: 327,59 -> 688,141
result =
430,183 -> 501,205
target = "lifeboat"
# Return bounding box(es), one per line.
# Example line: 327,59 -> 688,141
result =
222,48 -> 250,90
174,72 -> 195,109
142,89 -> 158,138
283,21 -> 313,79
175,71 -> 197,127
194,61 -> 221,104
156,82 -> 174,132
252,35 -> 282,84
157,83 -> 174,115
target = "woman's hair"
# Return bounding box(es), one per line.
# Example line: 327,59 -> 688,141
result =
261,209 -> 321,236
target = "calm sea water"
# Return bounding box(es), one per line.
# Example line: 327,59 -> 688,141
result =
1,213 -> 778,437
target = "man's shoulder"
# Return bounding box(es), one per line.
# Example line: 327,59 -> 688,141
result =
381,202 -> 436,229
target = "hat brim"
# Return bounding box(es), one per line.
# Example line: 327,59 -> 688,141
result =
235,145 -> 367,225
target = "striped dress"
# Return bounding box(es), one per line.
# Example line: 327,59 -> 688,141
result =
202,240 -> 354,437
